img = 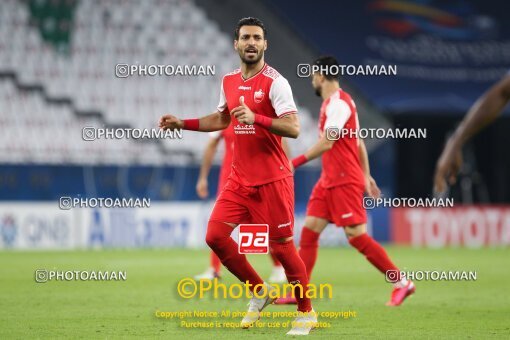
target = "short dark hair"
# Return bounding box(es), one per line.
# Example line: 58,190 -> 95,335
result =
234,17 -> 267,40
314,55 -> 339,81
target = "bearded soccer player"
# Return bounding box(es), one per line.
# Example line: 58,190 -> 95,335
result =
159,17 -> 316,335
276,56 -> 415,306
194,128 -> 287,283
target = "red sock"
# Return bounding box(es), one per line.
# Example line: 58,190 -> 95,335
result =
210,251 -> 221,274
270,240 -> 312,312
348,233 -> 401,281
269,251 -> 282,267
205,221 -> 263,291
298,228 -> 320,279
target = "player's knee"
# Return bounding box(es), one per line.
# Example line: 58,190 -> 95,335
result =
269,243 -> 283,258
345,230 -> 360,239
205,221 -> 230,249
344,224 -> 366,239
269,239 -> 291,259
304,223 -> 320,233
303,216 -> 327,233
304,220 -> 327,234
205,231 -> 217,249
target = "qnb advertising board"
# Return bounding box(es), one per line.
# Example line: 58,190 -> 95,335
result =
2,203 -> 508,249
391,206 -> 510,247
0,202 -> 213,249
0,202 -> 362,250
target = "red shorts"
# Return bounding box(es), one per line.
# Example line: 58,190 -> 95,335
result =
306,182 -> 367,227
209,176 -> 294,240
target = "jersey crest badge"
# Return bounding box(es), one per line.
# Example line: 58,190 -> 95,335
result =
254,89 -> 265,103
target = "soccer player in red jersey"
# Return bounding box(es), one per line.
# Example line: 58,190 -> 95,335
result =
159,17 -> 316,335
276,56 -> 415,307
194,128 -> 286,283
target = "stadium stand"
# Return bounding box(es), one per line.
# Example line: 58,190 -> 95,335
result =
0,0 -> 316,164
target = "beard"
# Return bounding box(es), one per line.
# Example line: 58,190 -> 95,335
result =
239,50 -> 264,65
314,86 -> 322,97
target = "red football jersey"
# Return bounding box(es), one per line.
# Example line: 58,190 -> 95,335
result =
217,63 -> 297,186
318,89 -> 365,188
209,125 -> 235,187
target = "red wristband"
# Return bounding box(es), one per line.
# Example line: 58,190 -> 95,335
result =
292,154 -> 308,168
182,119 -> 199,131
254,114 -> 272,129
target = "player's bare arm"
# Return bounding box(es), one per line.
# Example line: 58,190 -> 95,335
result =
303,135 -> 334,160
288,132 -> 333,170
450,75 -> 510,146
159,111 -> 230,132
358,139 -> 381,198
269,114 -> 300,138
196,135 -> 221,199
434,75 -> 510,192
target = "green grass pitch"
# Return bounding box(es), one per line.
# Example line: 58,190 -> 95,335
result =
1,247 -> 509,339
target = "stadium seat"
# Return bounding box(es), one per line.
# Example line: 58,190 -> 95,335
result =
0,0 -> 314,164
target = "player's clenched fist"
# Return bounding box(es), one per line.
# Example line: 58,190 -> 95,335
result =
434,138 -> 463,193
159,114 -> 184,131
196,178 -> 209,199
365,175 -> 381,199
231,96 -> 255,125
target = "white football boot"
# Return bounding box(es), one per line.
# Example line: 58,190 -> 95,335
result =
286,309 -> 318,335
241,282 -> 276,328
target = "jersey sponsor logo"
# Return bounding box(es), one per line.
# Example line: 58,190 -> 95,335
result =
277,221 -> 291,229
254,89 -> 265,103
238,224 -> 269,254
238,85 -> 251,91
234,124 -> 255,135
341,212 -> 353,219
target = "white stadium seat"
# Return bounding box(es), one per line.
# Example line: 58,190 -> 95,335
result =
0,0 -> 313,164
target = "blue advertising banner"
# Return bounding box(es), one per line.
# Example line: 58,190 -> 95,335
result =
270,0 -> 510,113
0,202 -> 391,249
0,164 -> 322,202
